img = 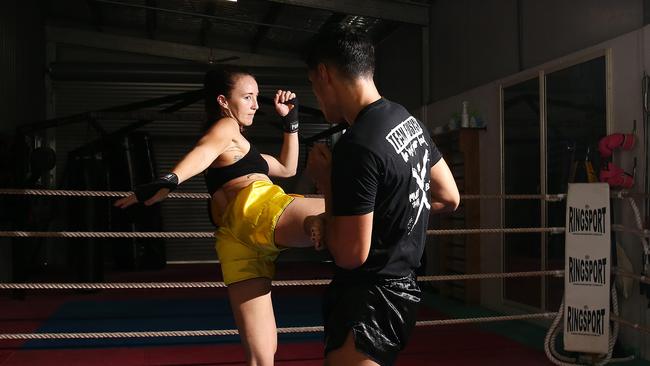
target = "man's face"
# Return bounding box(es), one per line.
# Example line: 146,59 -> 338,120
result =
308,67 -> 343,124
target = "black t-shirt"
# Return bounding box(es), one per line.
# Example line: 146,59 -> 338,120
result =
331,98 -> 442,278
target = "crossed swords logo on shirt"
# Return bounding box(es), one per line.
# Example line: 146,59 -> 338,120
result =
408,149 -> 431,233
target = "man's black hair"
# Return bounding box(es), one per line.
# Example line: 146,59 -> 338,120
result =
303,25 -> 375,79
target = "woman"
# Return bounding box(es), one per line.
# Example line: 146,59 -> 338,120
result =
114,66 -> 324,366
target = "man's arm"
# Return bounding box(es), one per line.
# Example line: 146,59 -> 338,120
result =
318,178 -> 373,270
326,156 -> 460,268
308,143 -> 376,270
429,157 -> 460,213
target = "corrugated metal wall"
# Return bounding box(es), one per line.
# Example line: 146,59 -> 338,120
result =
1,0 -> 46,281
0,0 -> 47,134
53,80 -> 329,262
0,1 -> 17,283
0,1 -> 17,134
16,1 -> 45,129
53,81 -> 212,261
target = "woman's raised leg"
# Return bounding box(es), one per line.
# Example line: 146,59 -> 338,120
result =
274,197 -> 325,248
227,278 -> 277,366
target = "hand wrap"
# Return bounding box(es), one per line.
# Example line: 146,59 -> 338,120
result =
134,173 -> 179,203
282,97 -> 299,133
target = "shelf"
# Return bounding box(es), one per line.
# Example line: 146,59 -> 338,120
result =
430,128 -> 481,304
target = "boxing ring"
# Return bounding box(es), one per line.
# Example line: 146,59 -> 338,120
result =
1,188 -> 649,365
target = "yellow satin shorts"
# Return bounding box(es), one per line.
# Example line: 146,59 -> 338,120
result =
214,180 -> 294,285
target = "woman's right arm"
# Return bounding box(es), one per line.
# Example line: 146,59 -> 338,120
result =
114,119 -> 235,208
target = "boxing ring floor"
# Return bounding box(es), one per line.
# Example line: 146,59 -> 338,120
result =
0,263 -> 647,366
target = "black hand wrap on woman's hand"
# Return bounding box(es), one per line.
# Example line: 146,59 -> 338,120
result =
134,173 -> 179,203
282,97 -> 299,133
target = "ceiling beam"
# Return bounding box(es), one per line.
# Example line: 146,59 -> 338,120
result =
373,21 -> 400,44
267,0 -> 428,26
86,0 -> 104,32
318,12 -> 347,31
300,12 -> 346,49
251,2 -> 283,53
48,62 -> 311,86
92,0 -> 316,34
46,26 -> 305,67
199,1 -> 215,47
145,0 -> 157,39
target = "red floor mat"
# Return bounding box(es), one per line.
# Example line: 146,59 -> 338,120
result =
0,326 -> 553,365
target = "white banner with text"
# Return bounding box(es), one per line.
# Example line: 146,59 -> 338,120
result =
564,183 -> 611,353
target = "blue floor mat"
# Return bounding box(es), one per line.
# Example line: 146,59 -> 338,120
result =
25,295 -> 323,349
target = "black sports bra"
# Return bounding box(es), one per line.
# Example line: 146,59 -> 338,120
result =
204,145 -> 269,196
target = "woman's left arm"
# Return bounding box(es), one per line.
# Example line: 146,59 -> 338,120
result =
263,89 -> 299,178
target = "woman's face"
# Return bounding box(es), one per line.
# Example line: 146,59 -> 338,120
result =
221,74 -> 259,127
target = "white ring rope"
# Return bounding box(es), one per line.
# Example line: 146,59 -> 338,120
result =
0,231 -> 215,239
0,227 -> 565,239
1,226 -> 647,239
0,188 -> 646,201
418,312 -> 558,326
0,228 -> 561,238
1,314 -> 645,341
0,189 -> 323,200
0,188 -> 210,199
624,198 -> 650,276
2,188 -> 649,353
427,227 -> 566,235
612,315 -> 650,335
461,193 -> 567,201
2,314 -> 646,341
2,270 -> 645,291
0,313 -> 558,340
0,270 -> 565,290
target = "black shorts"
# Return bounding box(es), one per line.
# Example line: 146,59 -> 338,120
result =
322,273 -> 421,366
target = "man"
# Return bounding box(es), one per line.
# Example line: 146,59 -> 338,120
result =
305,26 -> 460,366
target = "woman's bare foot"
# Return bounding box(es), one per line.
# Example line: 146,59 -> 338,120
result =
304,214 -> 325,250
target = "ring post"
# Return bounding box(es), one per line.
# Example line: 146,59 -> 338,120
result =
564,183 -> 611,354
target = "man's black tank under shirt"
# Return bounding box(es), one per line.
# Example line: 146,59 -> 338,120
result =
204,145 -> 269,195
